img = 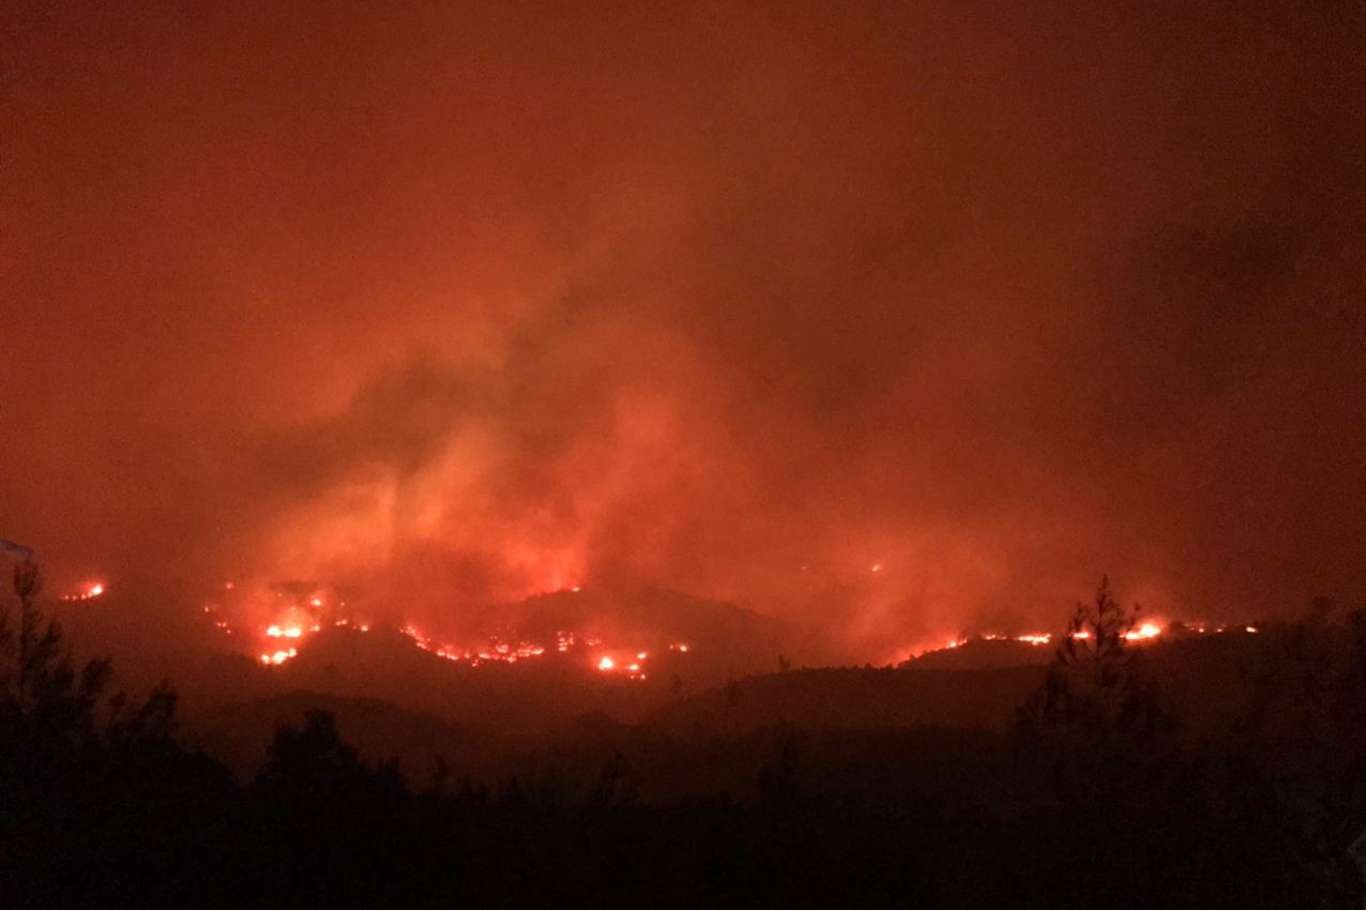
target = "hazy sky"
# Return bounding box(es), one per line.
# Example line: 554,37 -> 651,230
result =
4,1 -> 1363,653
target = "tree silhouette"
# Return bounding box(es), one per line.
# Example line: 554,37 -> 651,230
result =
1,560 -> 180,777
256,709 -> 367,794
1015,575 -> 1177,826
1018,576 -> 1169,745
0,561 -> 234,903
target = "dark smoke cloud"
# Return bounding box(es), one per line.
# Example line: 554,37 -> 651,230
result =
3,0 -> 1363,657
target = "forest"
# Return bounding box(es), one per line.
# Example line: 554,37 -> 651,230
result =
4,561 -> 1364,908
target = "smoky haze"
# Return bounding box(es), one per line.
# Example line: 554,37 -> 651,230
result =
3,1 -> 1364,659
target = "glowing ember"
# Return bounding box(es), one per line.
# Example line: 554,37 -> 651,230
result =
196,576 -> 674,681
260,648 -> 298,666
1123,622 -> 1163,641
896,621 -> 1182,663
60,582 -> 107,602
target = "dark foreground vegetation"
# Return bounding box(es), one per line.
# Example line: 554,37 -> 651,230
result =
4,563 -> 1365,908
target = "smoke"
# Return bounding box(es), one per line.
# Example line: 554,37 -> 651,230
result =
3,0 -> 1363,658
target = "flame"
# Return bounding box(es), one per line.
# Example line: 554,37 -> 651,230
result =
893,622 -> 1179,664
597,656 -> 615,671
260,648 -> 298,666
1122,622 -> 1162,641
60,582 -> 107,602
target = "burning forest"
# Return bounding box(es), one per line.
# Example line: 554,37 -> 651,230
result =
4,0 -> 1365,906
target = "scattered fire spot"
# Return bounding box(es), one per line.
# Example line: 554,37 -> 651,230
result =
60,582 -> 106,602
260,648 -> 297,666
1123,622 -> 1162,642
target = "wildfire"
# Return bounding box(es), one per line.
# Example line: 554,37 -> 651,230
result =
395,624 -> 657,675
595,651 -> 649,679
893,615 -> 1292,666
194,575 -> 674,682
393,624 -> 666,679
60,582 -> 106,602
259,648 -> 298,666
1123,622 -> 1162,641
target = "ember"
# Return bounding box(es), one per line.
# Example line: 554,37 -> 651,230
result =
59,582 -> 106,602
259,648 -> 297,666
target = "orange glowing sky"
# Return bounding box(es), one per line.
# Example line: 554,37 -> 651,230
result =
2,1 -> 1363,656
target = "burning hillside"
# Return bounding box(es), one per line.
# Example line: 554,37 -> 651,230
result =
191,574 -> 786,690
